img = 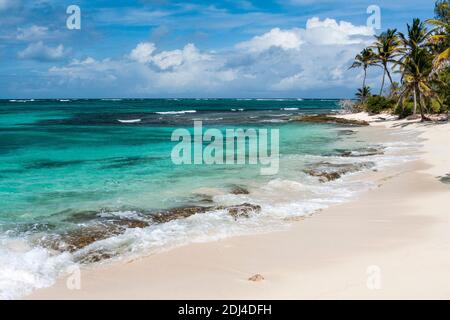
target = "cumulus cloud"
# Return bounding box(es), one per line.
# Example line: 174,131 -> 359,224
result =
18,42 -> 68,61
237,17 -> 374,53
304,17 -> 374,45
152,43 -> 212,70
49,43 -> 235,95
45,17 -> 377,97
236,28 -> 303,53
128,42 -> 213,70
129,42 -> 156,63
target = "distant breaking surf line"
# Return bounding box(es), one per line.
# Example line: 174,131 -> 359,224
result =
118,119 -> 141,123
155,110 -> 197,115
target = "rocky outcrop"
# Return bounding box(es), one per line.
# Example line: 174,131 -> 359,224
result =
216,203 -> 261,220
151,206 -> 211,224
334,147 -> 384,157
292,115 -> 369,126
229,185 -> 250,195
42,202 -> 262,259
304,161 -> 376,182
47,218 -> 150,252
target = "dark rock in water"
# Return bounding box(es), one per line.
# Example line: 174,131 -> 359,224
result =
2,222 -> 56,235
111,219 -> 149,229
48,218 -> 150,252
151,206 -> 211,224
230,185 -> 250,195
304,161 -> 376,182
292,115 -> 369,126
337,129 -> 356,136
53,225 -> 121,252
77,250 -> 114,264
100,156 -> 157,169
219,203 -> 261,220
39,202 -> 263,264
63,210 -> 101,223
25,159 -> 85,170
334,147 -> 384,158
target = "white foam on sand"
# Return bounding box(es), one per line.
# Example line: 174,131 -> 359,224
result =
0,236 -> 74,300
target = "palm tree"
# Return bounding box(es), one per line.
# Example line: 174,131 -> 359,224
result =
398,19 -> 434,117
355,86 -> 371,102
399,19 -> 432,54
397,48 -> 434,121
349,48 -> 377,89
373,29 -> 401,95
426,1 -> 450,70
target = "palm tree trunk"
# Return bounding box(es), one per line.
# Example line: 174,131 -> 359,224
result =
416,85 -> 429,122
380,69 -> 386,96
413,86 -> 417,115
386,68 -> 394,86
363,67 -> 367,89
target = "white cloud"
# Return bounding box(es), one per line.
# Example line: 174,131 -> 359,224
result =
304,17 -> 374,45
18,42 -> 68,61
236,27 -> 303,53
50,43 -> 235,94
129,42 -> 156,63
237,17 -> 374,53
46,17 -> 378,96
128,42 -> 212,70
152,43 -> 212,70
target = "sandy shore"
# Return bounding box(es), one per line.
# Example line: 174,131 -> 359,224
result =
28,113 -> 450,300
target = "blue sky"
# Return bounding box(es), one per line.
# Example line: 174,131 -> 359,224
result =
0,0 -> 436,98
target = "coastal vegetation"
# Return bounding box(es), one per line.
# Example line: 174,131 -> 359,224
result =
349,0 -> 450,121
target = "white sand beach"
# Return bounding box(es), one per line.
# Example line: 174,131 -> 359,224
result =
28,113 -> 450,300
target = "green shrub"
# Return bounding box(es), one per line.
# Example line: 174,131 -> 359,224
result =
364,96 -> 394,114
394,101 -> 414,118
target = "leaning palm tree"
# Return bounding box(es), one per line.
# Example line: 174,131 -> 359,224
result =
372,29 -> 401,95
349,48 -> 377,89
396,48 -> 434,121
355,86 -> 371,102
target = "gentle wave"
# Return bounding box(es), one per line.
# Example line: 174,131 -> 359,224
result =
118,119 -> 142,124
8,99 -> 35,103
155,110 -> 197,115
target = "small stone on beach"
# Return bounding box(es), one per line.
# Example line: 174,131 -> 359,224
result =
248,274 -> 265,282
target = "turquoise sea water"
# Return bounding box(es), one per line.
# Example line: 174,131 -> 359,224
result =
0,98 -> 415,299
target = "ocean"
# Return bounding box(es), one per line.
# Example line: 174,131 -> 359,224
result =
0,98 -> 417,299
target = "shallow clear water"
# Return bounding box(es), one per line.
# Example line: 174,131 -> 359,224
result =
0,98 -> 417,299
